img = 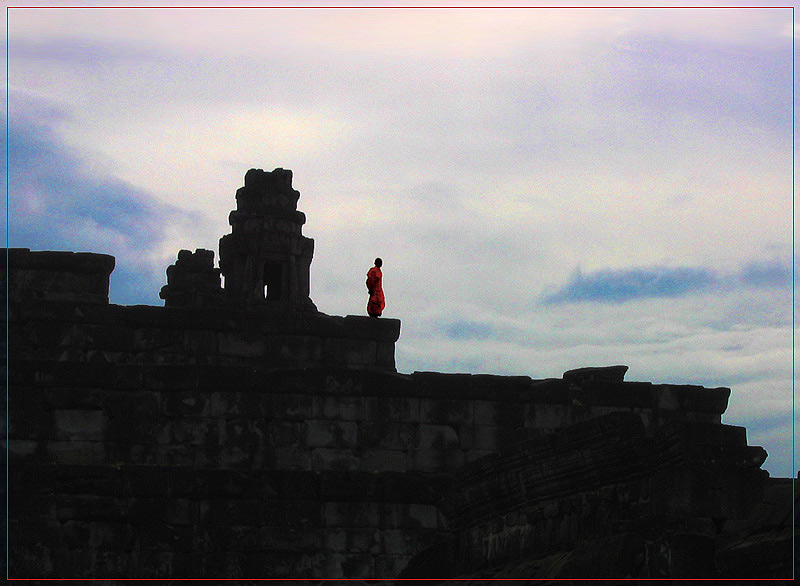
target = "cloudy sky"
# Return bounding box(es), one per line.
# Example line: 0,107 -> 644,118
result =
4,1 -> 796,477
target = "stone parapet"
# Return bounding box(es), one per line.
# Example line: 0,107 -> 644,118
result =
7,248 -> 115,304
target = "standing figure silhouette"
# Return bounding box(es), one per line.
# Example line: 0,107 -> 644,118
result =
366,258 -> 385,318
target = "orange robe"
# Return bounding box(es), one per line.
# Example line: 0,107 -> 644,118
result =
366,266 -> 385,317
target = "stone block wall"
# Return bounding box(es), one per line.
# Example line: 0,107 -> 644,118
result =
9,463 -> 450,579
9,363 -> 733,474
9,359 -> 735,578
9,299 -> 400,370
7,248 -> 755,579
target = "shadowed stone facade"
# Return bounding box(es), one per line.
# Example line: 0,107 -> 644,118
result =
403,412 -> 792,581
6,169 -> 794,581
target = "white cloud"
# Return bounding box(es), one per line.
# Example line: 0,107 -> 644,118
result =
56,104 -> 355,213
9,4 -> 790,59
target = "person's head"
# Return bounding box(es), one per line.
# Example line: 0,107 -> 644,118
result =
374,257 -> 383,268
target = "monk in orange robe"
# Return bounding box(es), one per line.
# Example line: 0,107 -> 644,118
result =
366,258 -> 385,318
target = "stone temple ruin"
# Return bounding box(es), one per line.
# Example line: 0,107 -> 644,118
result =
6,169 -> 795,580
160,168 -> 316,311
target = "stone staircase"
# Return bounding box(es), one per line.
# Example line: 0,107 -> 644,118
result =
403,411 -> 780,579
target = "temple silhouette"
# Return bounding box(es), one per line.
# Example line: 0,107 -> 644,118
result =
6,168 -> 794,580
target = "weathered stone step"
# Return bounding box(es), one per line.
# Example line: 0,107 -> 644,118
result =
654,419 -> 748,447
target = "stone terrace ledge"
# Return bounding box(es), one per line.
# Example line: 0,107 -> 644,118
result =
9,303 -> 401,371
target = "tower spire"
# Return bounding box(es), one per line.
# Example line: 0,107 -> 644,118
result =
218,168 -> 316,309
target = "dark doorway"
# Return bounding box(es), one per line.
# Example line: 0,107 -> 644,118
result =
263,261 -> 283,301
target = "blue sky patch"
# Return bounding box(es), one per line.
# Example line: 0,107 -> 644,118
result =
544,266 -> 718,304
6,106 -> 200,306
442,321 -> 494,341
738,260 -> 792,288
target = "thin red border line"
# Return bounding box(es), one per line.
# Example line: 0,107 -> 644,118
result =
792,4 -> 796,582
3,3 -> 796,582
1,4 -> 790,583
4,4 -> 798,8
5,5 -> 9,582
2,3 -> 793,583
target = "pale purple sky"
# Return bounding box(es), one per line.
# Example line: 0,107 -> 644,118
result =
5,1 -> 796,477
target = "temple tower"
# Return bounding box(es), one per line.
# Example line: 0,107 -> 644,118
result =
218,168 -> 316,309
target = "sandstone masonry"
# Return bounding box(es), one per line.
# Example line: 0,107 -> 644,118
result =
6,169 -> 793,580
